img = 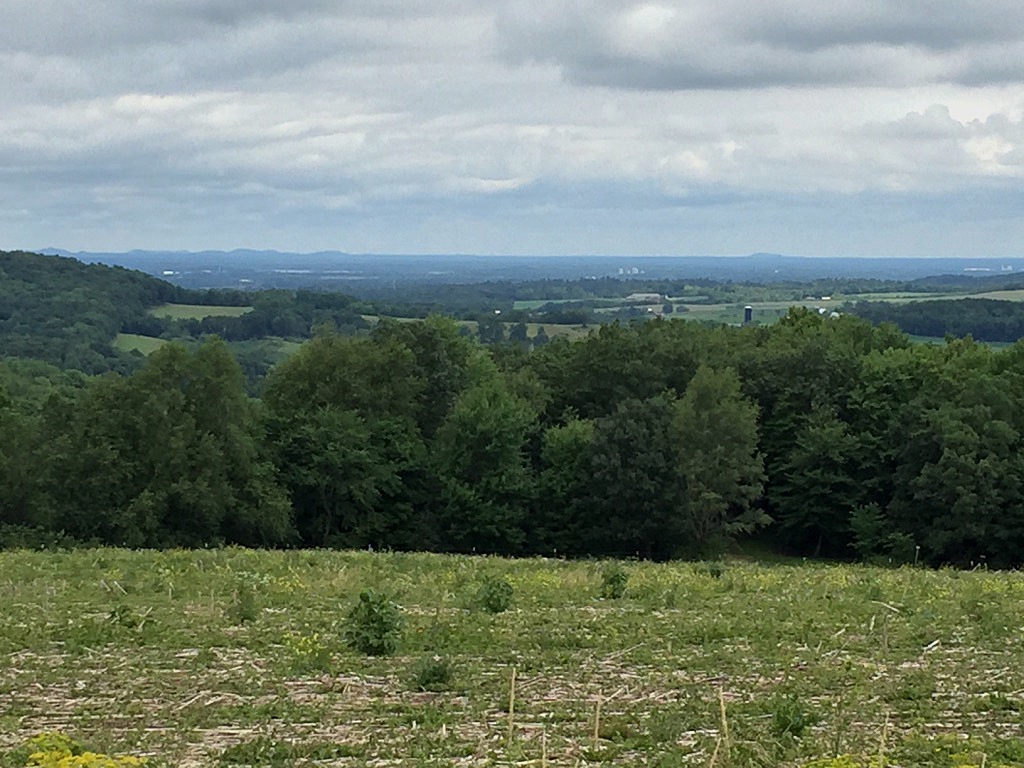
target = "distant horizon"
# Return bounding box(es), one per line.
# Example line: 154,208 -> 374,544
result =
33,248 -> 1024,290
38,247 -> 1024,262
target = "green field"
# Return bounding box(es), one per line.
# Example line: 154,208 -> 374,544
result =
526,322 -> 590,340
515,287 -> 1024,330
113,333 -> 169,355
513,299 -> 585,310
1,550 -> 1022,767
148,304 -> 253,320
365,316 -> 592,341
974,289 -> 1024,302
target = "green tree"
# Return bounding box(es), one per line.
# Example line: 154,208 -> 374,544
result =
577,394 -> 686,559
263,332 -> 429,548
432,376 -> 537,553
45,339 -> 291,547
889,385 -> 1024,566
370,316 -> 479,438
509,321 -> 529,347
477,314 -> 506,345
770,406 -> 865,557
673,365 -> 767,555
0,387 -> 48,533
532,415 -> 595,554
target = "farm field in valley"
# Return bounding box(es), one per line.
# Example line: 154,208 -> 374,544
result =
113,333 -> 169,355
148,304 -> 253,320
1,550 -> 1023,767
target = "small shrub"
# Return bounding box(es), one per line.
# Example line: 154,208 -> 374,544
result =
408,654 -> 453,691
0,524 -> 73,551
770,694 -> 819,739
344,589 -> 403,656
599,565 -> 629,599
226,581 -> 259,624
802,758 -> 867,768
476,576 -> 513,614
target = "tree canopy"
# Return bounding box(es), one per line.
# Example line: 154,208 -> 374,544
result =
7,251 -> 1024,566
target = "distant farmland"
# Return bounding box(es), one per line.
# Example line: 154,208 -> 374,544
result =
148,303 -> 253,320
113,333 -> 169,355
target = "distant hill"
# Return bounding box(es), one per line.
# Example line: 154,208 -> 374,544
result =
0,250 -> 186,373
40,248 -> 1024,291
1,250 -> 371,382
13,248 -> 1024,376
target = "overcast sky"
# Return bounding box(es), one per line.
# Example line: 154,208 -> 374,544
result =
3,1 -> 1024,256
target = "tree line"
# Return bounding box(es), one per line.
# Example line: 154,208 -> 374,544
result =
848,298 -> 1024,343
5,309 -> 1024,567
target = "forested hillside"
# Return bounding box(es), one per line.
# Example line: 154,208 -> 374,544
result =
848,298 -> 1024,342
0,251 -> 370,382
5,309 -> 1024,568
0,250 -> 183,372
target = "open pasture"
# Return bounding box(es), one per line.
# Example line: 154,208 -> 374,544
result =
148,304 -> 253,321
972,289 -> 1024,302
1,550 -> 1023,767
113,334 -> 169,355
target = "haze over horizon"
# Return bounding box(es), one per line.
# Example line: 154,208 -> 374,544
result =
3,2 -> 1024,257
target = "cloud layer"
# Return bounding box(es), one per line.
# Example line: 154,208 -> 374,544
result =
2,1 -> 1023,255
498,1 -> 1024,88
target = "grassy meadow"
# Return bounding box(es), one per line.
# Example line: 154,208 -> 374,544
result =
113,334 -> 170,355
1,550 -> 1023,767
148,305 -> 253,321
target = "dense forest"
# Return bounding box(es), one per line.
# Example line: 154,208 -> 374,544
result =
4,305 -> 1024,568
0,250 -> 183,373
0,251 -> 370,379
7,250 -> 1024,567
847,298 -> 1024,342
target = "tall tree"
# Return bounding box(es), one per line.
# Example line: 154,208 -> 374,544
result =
769,406 -> 864,556
263,332 -> 429,548
45,339 -> 292,547
577,394 -> 686,559
370,316 -> 479,438
531,415 -> 595,554
673,365 -> 767,555
432,375 -> 537,554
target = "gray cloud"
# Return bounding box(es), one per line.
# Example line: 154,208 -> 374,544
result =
1,1 -> 1023,255
496,1 -> 1024,89
0,0 -> 449,55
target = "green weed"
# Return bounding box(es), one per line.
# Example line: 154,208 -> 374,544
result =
407,654 -> 453,692
599,564 -> 629,599
343,589 -> 403,656
476,575 -> 513,614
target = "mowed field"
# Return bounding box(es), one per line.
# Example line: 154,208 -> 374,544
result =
113,333 -> 169,355
148,304 -> 253,320
113,305 -> 255,357
2,551 -> 1023,767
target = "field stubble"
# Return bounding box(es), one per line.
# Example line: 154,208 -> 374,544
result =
1,550 -> 1023,767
